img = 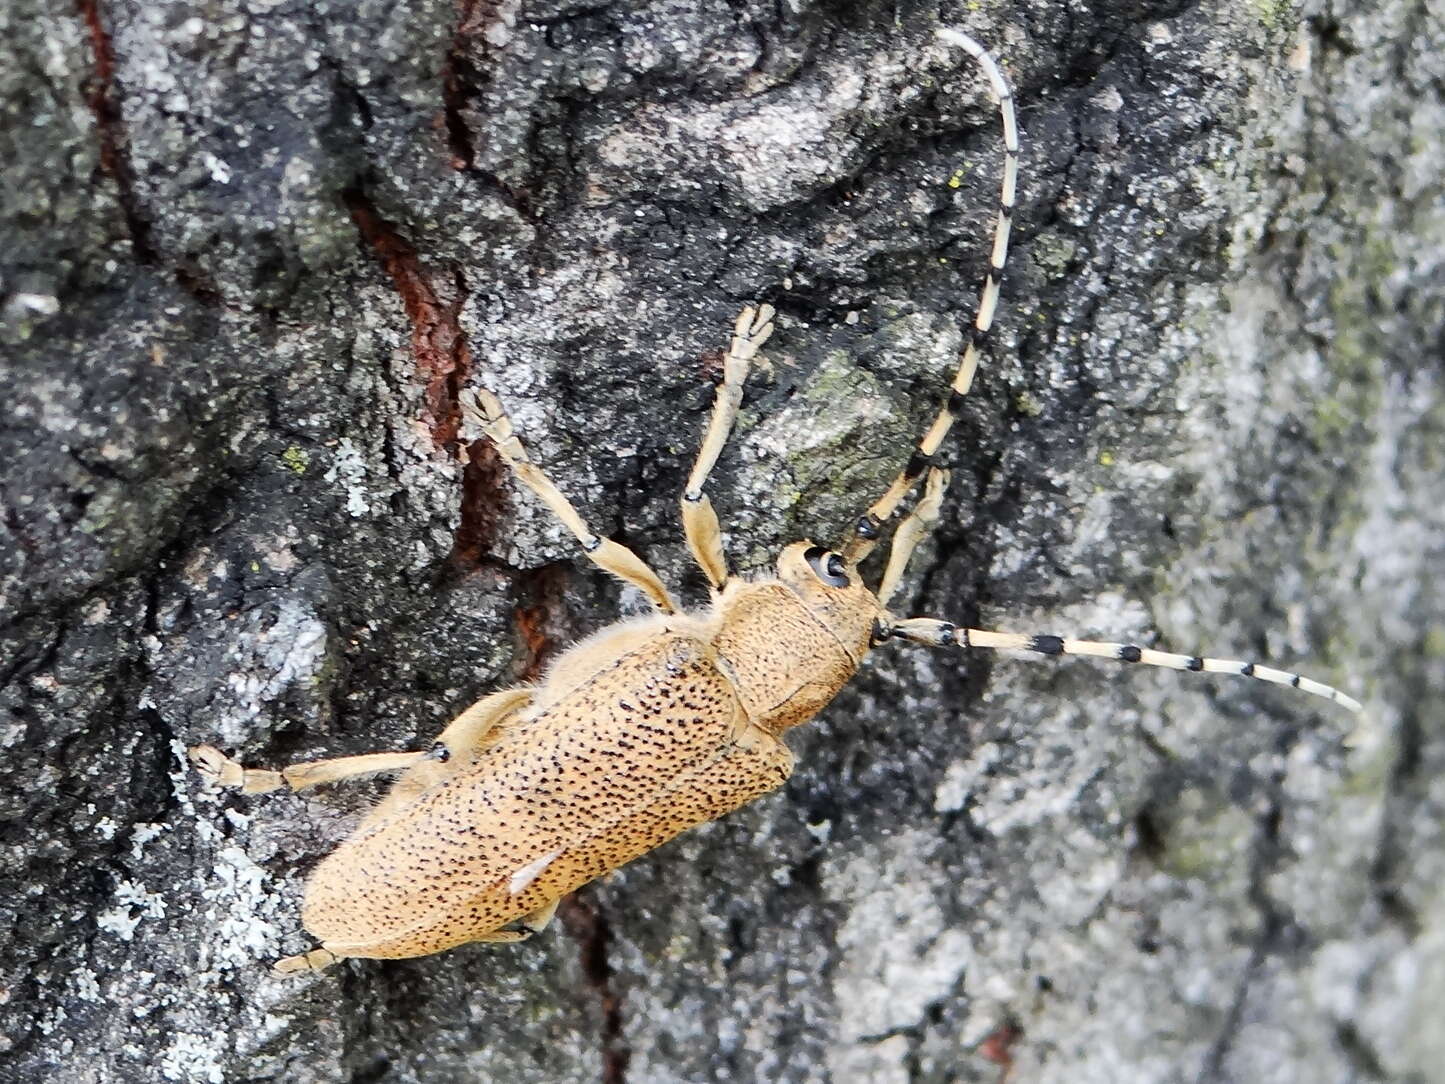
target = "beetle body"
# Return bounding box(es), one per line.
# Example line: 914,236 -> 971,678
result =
298,545 -> 879,961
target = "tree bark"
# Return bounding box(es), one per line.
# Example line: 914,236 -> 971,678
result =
2,1 -> 1441,1081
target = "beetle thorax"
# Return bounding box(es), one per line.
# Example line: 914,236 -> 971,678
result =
711,542 -> 882,735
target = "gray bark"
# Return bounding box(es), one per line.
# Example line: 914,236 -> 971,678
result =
2,0 -> 1441,1081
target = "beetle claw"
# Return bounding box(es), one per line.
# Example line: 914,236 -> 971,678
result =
188,745 -> 242,788
273,947 -> 339,975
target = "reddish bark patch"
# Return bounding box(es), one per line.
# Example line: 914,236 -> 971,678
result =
699,347 -> 727,385
979,1021 -> 1022,1080
76,0 -> 156,263
344,191 -> 472,446
511,563 -> 570,682
440,0 -> 506,170
450,438 -> 509,571
345,189 -> 513,570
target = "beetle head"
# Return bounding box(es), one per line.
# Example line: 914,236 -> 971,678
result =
775,540 -> 884,663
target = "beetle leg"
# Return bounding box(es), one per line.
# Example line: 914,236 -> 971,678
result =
470,929 -> 532,944
272,946 -> 341,975
189,689 -> 534,801
519,897 -> 560,934
271,897 -> 560,970
428,687 -> 533,760
465,388 -> 679,613
189,745 -> 423,794
477,897 -> 561,943
877,467 -> 949,607
358,689 -> 534,829
682,303 -> 774,593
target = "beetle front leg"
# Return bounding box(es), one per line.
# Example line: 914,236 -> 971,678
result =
466,388 -> 679,613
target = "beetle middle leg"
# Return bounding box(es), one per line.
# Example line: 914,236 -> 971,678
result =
681,303 -> 774,592
188,688 -> 532,800
357,688 -> 533,830
188,745 -> 425,794
466,388 -> 678,612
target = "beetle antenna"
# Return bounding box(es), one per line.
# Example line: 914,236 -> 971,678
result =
842,28 -> 1019,567
878,617 -> 1363,714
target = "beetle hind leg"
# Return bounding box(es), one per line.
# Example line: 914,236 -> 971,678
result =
272,946 -> 342,975
190,688 -> 533,805
478,897 -> 561,944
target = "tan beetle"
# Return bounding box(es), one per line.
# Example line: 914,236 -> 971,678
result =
189,29 -> 1361,974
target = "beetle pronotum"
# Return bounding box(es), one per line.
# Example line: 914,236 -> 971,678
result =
190,27 -> 1361,974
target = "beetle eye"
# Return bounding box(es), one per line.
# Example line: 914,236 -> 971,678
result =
804,546 -> 850,588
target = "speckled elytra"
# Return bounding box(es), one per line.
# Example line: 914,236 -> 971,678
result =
189,29 -> 1360,975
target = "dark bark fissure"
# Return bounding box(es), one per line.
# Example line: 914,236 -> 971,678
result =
343,189 -> 473,446
76,0 -> 155,264
442,0 -> 538,219
342,186 -> 521,580
561,893 -> 631,1084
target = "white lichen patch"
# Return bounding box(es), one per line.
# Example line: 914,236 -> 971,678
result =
96,879 -> 167,942
199,845 -> 286,970
823,830 -> 972,1049
70,968 -> 102,1004
129,822 -> 166,861
933,741 -> 1003,813
160,1031 -> 225,1084
168,740 -> 220,845
222,598 -> 328,728
322,436 -> 377,518
829,1033 -> 912,1084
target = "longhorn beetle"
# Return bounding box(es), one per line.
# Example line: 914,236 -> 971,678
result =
190,28 -> 1361,974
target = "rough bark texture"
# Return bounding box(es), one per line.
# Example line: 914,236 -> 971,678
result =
2,1 -> 1441,1081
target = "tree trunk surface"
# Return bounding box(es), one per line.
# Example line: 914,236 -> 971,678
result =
2,1 -> 1441,1081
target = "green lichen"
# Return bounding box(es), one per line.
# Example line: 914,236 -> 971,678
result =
737,348 -> 899,563
1425,627 -> 1445,659
1157,794 -> 1253,881
1336,734 -> 1397,800
1248,0 -> 1286,30
280,446 -> 310,475
1310,233 -> 1391,454
1029,232 -> 1079,279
